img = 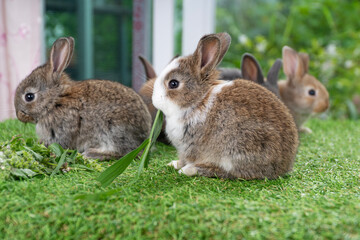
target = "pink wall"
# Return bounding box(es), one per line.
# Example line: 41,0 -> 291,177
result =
0,0 -> 43,121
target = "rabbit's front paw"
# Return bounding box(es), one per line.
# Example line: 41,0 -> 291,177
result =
299,126 -> 312,134
167,160 -> 183,170
178,164 -> 198,176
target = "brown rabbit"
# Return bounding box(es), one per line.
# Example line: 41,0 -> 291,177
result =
218,54 -> 282,97
138,56 -> 170,145
218,67 -> 242,80
138,55 -> 159,121
241,53 -> 282,97
14,37 -> 152,160
152,33 -> 299,180
279,46 -> 329,133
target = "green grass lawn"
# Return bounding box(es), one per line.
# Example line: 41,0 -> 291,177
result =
0,119 -> 359,239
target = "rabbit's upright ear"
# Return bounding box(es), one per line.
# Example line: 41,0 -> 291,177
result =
267,59 -> 282,86
138,55 -> 157,80
282,46 -> 306,81
65,37 -> 75,69
50,37 -> 73,77
241,53 -> 264,84
194,32 -> 231,75
299,53 -> 309,73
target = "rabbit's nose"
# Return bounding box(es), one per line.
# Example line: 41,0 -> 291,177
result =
16,110 -> 35,123
314,99 -> 329,113
323,98 -> 330,111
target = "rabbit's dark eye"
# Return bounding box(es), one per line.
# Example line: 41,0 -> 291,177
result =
168,79 -> 179,89
25,93 -> 35,102
308,89 -> 316,96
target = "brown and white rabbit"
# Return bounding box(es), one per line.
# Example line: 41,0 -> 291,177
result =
152,33 -> 298,180
278,46 -> 329,133
14,37 -> 152,160
138,55 -> 170,145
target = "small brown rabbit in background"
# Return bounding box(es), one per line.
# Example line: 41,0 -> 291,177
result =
218,67 -> 242,80
15,37 -> 152,160
138,55 -> 159,121
138,56 -> 170,145
152,32 -> 299,180
241,53 -> 282,97
279,46 -> 329,133
218,54 -> 282,97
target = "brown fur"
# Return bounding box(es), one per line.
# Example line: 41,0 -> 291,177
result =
15,37 -> 152,160
184,80 -> 298,179
157,33 -> 299,180
279,46 -> 329,133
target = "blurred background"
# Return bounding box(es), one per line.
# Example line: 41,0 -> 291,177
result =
0,0 -> 359,121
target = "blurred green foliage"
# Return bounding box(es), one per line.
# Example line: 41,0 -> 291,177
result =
216,0 -> 360,119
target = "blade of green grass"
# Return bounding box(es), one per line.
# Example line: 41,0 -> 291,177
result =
23,146 -> 44,161
48,143 -> 64,158
146,110 -> 163,168
97,139 -> 149,187
138,111 -> 164,175
50,150 -> 68,177
67,150 -> 78,164
71,164 -> 96,171
96,110 -> 164,187
137,144 -> 151,177
149,110 -> 164,144
10,168 -> 29,179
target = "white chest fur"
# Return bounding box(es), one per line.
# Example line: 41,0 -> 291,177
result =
165,81 -> 234,152
164,105 -> 186,150
35,123 -> 47,139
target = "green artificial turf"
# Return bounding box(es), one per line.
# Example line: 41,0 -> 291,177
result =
0,119 -> 359,239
